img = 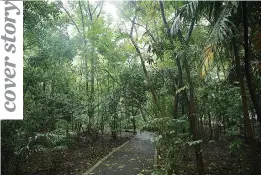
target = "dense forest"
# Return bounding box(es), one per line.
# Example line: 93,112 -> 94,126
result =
1,1 -> 261,175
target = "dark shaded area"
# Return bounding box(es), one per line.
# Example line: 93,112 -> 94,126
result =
21,133 -> 133,175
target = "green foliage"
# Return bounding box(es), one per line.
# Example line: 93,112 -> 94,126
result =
2,1 -> 261,174
120,65 -> 147,110
148,116 -> 190,174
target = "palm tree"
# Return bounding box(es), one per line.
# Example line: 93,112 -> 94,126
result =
169,1 -> 260,174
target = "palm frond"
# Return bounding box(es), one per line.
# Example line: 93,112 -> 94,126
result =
170,1 -> 199,36
170,14 -> 181,35
199,2 -> 238,78
180,0 -> 199,18
207,2 -> 238,44
201,44 -> 215,77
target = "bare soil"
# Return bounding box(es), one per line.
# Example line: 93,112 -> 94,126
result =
158,140 -> 261,175
24,132 -> 134,175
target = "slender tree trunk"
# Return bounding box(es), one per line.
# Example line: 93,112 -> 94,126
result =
88,51 -> 95,126
86,64 -> 90,133
175,16 -> 205,174
130,17 -> 161,117
173,94 -> 179,118
131,105 -> 135,134
97,68 -> 100,127
43,81 -> 46,92
66,122 -> 69,138
184,56 -> 205,175
200,115 -> 204,136
132,117 -> 136,134
168,69 -> 179,118
208,112 -> 213,140
242,1 -> 261,129
159,1 -> 187,118
222,116 -> 226,134
252,110 -> 255,134
140,109 -> 147,122
232,33 -> 258,174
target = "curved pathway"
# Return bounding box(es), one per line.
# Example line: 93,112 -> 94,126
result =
86,131 -> 155,175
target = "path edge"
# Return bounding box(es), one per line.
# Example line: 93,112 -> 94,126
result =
83,134 -> 136,175
153,147 -> 158,170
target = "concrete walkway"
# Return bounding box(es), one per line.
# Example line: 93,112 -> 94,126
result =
87,131 -> 155,175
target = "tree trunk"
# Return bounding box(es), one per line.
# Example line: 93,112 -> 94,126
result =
232,32 -> 258,174
208,112 -> 213,140
173,94 -> 179,118
159,1 -> 187,118
242,1 -> 261,129
130,17 -> 161,117
200,115 -> 204,136
88,51 -> 95,125
140,109 -> 147,122
174,15 -> 205,174
184,56 -> 205,175
131,105 -> 136,134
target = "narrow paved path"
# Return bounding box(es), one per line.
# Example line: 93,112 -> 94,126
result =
88,131 -> 155,175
